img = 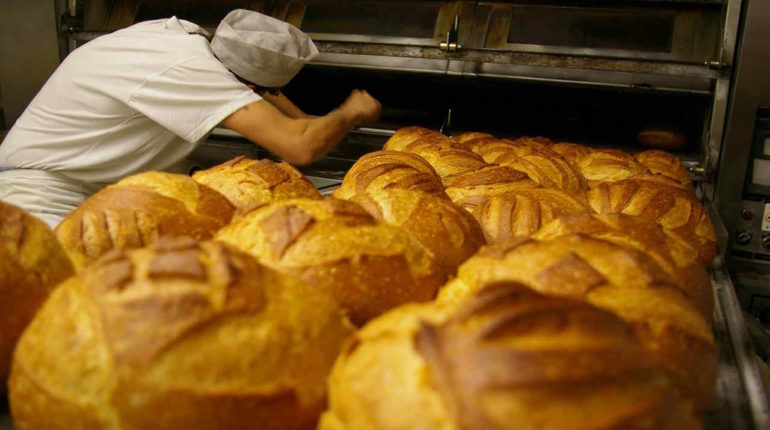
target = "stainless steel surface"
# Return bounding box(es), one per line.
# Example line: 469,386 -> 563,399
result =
705,77 -> 732,198
716,0 -> 770,264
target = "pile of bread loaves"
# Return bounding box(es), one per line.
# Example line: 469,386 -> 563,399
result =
0,126 -> 717,429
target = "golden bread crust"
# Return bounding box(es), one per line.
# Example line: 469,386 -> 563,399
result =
533,213 -> 713,317
634,150 -> 692,189
578,149 -> 649,185
445,165 -> 538,213
496,150 -> 589,195
440,236 -> 717,411
399,135 -> 487,186
215,198 -> 446,325
587,178 -> 716,264
321,283 -> 701,430
9,237 -> 353,430
55,172 -> 234,272
382,126 -> 442,152
351,188 -> 485,274
474,188 -> 589,243
193,156 -> 321,216
333,151 -> 446,201
0,201 -> 74,385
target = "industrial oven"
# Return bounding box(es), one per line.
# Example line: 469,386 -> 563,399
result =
2,0 -> 769,428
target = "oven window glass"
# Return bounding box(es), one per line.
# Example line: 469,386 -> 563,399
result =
301,0 -> 440,38
507,6 -> 675,52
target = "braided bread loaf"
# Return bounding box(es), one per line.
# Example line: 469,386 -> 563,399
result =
445,165 -> 538,213
587,177 -> 716,264
9,237 -> 354,430
0,201 -> 74,386
193,156 -> 321,216
215,198 -> 445,325
320,282 -> 700,430
55,172 -> 234,272
473,188 -> 589,243
533,213 -> 712,317
438,235 -> 717,411
333,151 -> 446,201
350,189 -> 484,274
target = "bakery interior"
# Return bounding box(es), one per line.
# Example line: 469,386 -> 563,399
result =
1,0 -> 770,429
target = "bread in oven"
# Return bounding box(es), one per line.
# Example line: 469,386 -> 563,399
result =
576,149 -> 649,185
0,201 -> 74,387
635,150 -> 692,190
193,156 -> 321,217
55,171 -> 234,272
215,198 -> 445,325
333,150 -> 446,201
350,188 -> 485,274
8,237 -> 354,430
320,282 -> 700,430
445,165 -> 538,213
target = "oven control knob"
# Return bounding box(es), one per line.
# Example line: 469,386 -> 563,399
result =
737,230 -> 752,245
742,208 -> 754,220
763,235 -> 770,250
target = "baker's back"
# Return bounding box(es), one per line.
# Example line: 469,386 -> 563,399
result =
0,17 -> 247,184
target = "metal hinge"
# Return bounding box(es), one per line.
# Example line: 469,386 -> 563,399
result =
439,15 -> 462,52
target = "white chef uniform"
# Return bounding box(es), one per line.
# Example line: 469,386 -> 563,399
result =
0,17 -> 262,227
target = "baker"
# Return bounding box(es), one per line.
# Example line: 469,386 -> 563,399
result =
0,9 -> 381,228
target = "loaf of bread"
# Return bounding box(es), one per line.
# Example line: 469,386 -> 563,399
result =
439,235 -> 717,411
533,213 -> 712,317
473,188 -> 589,243
451,131 -> 494,145
383,126 -> 442,152
577,149 -> 649,185
587,177 -> 716,264
550,142 -> 593,165
215,198 -> 445,325
637,128 -> 688,150
333,151 -> 446,201
9,237 -> 354,430
320,282 -> 700,430
193,156 -> 321,216
350,188 -> 485,274
496,150 -> 589,194
444,165 -> 538,213
0,201 -> 74,387
384,133 -> 487,185
635,150 -> 692,189
456,137 -> 524,163
55,172 -> 235,272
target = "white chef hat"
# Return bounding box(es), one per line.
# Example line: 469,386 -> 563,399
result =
211,9 -> 319,88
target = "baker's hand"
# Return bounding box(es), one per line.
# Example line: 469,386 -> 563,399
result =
342,90 -> 382,124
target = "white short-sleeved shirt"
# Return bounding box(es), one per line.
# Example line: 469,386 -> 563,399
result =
0,16 -> 262,185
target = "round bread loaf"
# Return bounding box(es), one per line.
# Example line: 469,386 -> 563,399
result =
215,198 -> 445,325
587,178 -> 716,264
351,188 -> 485,274
320,282 -> 701,430
635,150 -> 692,189
496,150 -> 589,195
55,171 -> 235,272
637,128 -> 688,151
9,237 -> 354,430
0,201 -> 74,387
445,165 -> 538,213
577,149 -> 649,185
193,156 -> 321,216
333,151 -> 446,201
398,136 -> 487,186
474,188 -> 590,243
439,235 -> 717,411
533,213 -> 712,317
382,126 -> 442,152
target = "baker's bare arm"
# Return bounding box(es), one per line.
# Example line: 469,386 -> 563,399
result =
257,91 -> 314,119
221,90 -> 381,165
